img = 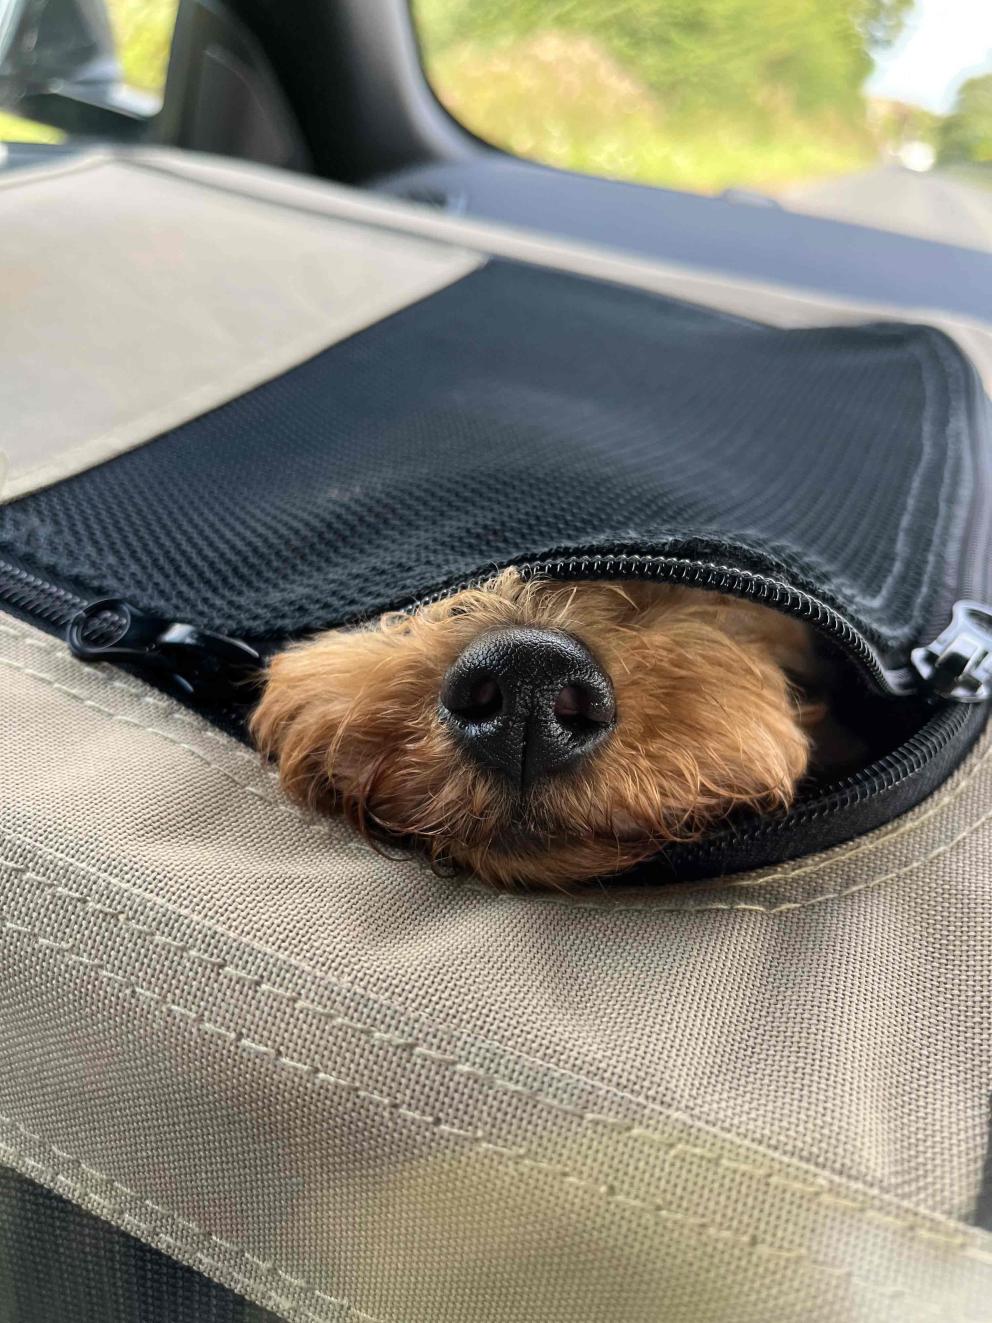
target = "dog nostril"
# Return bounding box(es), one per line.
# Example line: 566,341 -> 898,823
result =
470,677 -> 501,717
553,684 -> 583,721
455,676 -> 502,721
440,668 -> 503,723
552,681 -> 616,739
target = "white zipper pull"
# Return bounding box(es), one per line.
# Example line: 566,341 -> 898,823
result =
911,601 -> 992,703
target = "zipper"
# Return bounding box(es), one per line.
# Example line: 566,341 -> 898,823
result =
661,699 -> 979,878
2,548 -> 990,706
0,556 -> 260,705
0,554 -> 103,633
1,547 -> 988,877
419,551 -> 987,702
910,601 -> 992,703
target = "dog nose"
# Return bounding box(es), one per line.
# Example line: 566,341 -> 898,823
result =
439,627 -> 615,790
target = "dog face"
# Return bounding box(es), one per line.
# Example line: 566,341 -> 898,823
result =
251,571 -> 815,887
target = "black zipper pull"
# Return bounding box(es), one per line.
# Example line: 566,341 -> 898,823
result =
66,598 -> 262,705
911,601 -> 992,703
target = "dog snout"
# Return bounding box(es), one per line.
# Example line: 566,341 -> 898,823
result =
439,627 -> 615,790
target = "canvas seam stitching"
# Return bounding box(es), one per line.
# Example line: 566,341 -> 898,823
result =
0,619 -> 989,904
0,1127 -> 393,1323
823,331 -> 951,618
5,913 -> 992,1270
0,650 -> 331,834
0,1099 -> 986,1322
0,1123 -> 966,1323
0,624 -> 264,765
458,797 -> 992,917
6,842 -> 992,1230
456,731 -> 992,912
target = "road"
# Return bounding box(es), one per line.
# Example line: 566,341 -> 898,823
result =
782,165 -> 992,252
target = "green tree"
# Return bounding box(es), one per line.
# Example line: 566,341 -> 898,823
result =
417,0 -> 909,123
938,73 -> 992,164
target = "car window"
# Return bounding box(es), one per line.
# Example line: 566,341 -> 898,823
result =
0,0 -> 179,144
413,0 -> 992,250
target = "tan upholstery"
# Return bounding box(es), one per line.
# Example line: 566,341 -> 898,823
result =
126,146 -> 992,388
0,153 -> 481,501
1,618 -> 990,1322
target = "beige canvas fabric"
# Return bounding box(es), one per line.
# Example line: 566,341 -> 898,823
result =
124,146 -> 992,388
0,153 -> 481,501
1,617 -> 991,1322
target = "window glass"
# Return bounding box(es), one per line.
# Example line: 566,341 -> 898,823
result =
0,0 -> 179,142
414,0 -> 992,248
106,0 -> 180,95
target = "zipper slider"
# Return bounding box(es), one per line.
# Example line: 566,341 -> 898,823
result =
66,598 -> 262,705
911,601 -> 992,703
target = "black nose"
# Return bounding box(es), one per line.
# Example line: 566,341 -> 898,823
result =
439,628 -> 615,790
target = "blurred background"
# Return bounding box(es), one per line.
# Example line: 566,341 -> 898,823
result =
3,0 -> 992,248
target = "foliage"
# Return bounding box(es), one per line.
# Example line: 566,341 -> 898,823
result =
415,0 -> 903,191
869,99 -> 942,149
0,0 -> 914,194
105,0 -> 178,93
853,0 -> 914,50
417,0 -> 905,119
938,74 -> 992,165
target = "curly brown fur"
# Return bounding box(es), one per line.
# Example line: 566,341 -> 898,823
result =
251,572 -> 823,888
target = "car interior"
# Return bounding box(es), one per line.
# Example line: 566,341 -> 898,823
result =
1,2 -> 992,1321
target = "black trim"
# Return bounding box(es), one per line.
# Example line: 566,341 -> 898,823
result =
0,1164 -> 281,1323
218,0 -> 476,182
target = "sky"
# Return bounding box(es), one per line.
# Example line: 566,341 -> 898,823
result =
866,0 -> 992,113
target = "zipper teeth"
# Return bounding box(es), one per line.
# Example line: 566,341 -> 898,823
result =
0,556 -> 90,629
0,550 -> 978,863
410,552 -> 909,696
0,557 -> 128,645
408,551 -> 976,858
673,702 -> 972,861
0,550 -> 911,696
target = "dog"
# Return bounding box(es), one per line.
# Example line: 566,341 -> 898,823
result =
251,570 -> 832,888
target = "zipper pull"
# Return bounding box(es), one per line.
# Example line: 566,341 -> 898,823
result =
66,598 -> 262,705
911,601 -> 992,703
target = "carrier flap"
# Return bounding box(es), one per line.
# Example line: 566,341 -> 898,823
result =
1,255 -> 989,688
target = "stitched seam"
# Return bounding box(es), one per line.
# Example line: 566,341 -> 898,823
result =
5,913 -> 991,1269
1,618 -> 989,903
458,779 -> 992,915
0,1125 -> 394,1323
828,331 -> 952,618
0,1106 -> 983,1323
0,651 -> 328,833
725,728 -> 992,888
1,632 -> 991,1229
5,842 -> 991,1235
0,623 -> 267,768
